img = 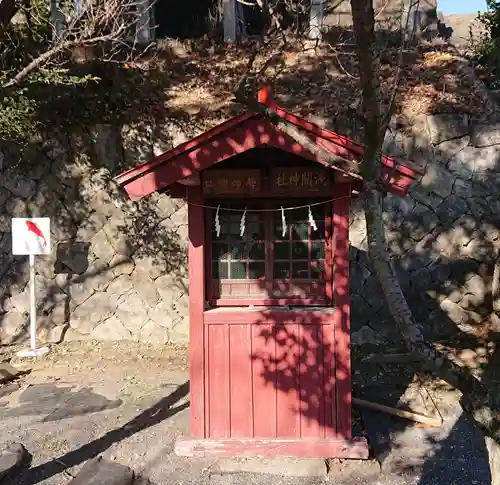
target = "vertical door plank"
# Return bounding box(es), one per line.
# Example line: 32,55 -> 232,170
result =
298,324 -> 322,438
333,187 -> 352,439
252,324 -> 277,438
276,324 -> 300,438
229,325 -> 254,437
322,323 -> 337,438
204,325 -> 211,437
187,188 -> 205,438
208,324 -> 230,438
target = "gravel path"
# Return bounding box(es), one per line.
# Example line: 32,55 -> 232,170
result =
0,341 -> 491,485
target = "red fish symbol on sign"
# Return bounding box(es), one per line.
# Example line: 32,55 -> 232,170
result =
25,220 -> 47,247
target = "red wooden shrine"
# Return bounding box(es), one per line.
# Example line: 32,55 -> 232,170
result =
116,88 -> 421,459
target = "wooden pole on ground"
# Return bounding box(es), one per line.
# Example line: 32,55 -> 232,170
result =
352,397 -> 442,427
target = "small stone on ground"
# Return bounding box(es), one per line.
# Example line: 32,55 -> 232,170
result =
68,457 -> 133,485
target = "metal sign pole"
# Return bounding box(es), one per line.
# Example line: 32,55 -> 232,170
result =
29,253 -> 37,352
14,217 -> 51,359
17,253 -> 49,358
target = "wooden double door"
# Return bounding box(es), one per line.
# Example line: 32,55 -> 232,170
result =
202,308 -> 341,440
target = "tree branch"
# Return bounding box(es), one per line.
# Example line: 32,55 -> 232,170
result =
2,0 -> 155,88
2,28 -> 126,88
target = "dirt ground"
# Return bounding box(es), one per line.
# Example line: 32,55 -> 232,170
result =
0,341 -> 492,485
0,341 -> 197,485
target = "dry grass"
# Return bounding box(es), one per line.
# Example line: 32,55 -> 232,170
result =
143,39 -> 492,135
35,34 -> 492,144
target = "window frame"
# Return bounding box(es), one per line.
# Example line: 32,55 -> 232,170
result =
205,199 -> 333,307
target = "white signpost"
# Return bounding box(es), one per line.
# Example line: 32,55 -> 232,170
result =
12,218 -> 51,358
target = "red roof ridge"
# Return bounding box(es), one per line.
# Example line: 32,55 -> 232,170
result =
115,87 -> 422,200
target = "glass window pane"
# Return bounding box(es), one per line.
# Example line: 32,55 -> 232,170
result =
248,213 -> 261,223
249,262 -> 265,279
311,204 -> 324,219
274,242 -> 290,260
274,262 -> 290,279
311,220 -> 325,239
229,223 -> 244,240
292,262 -> 309,279
215,261 -> 229,279
249,242 -> 265,259
311,260 -> 326,279
212,222 -> 229,238
229,213 -> 242,223
231,243 -> 247,259
273,221 -> 288,240
311,241 -> 325,259
291,222 -> 309,241
290,207 -> 307,222
247,222 -> 264,240
213,243 -> 229,260
292,242 -> 308,259
230,262 -> 246,279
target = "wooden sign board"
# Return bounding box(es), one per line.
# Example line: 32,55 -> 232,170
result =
271,167 -> 331,192
202,170 -> 262,195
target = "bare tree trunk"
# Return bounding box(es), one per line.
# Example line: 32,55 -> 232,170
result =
349,0 -> 500,479
493,249 -> 500,315
486,436 -> 500,485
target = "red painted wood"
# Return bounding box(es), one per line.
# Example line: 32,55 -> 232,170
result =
275,324 -> 300,438
119,118 -> 336,199
208,324 -> 230,438
120,118 -> 417,200
322,323 -> 337,438
175,437 -> 369,459
204,325 -> 210,438
205,209 -> 213,304
298,324 -> 323,438
324,201 -> 337,438
204,309 -> 335,326
196,190 -> 335,199
333,185 -> 352,440
252,324 -> 277,438
325,207 -> 333,304
115,111 -> 256,186
206,313 -> 338,443
212,298 -> 327,307
188,187 -> 206,438
115,93 -> 420,200
229,325 -> 254,437
257,86 -> 422,180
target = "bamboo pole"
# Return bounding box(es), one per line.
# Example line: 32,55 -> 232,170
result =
352,397 -> 442,427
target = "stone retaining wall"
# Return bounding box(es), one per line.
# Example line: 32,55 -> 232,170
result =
1,113 -> 499,345
0,125 -> 193,345
351,114 -> 500,345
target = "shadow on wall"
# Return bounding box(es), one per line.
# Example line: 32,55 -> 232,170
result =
0,20 -> 499,476
348,113 -> 500,479
0,121 -> 189,345
145,44 -> 500,473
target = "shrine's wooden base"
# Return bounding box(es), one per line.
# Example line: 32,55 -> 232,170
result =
175,437 -> 369,459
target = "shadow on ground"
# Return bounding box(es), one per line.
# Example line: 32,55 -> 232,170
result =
16,381 -> 189,485
0,383 -> 122,421
359,386 -> 491,485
